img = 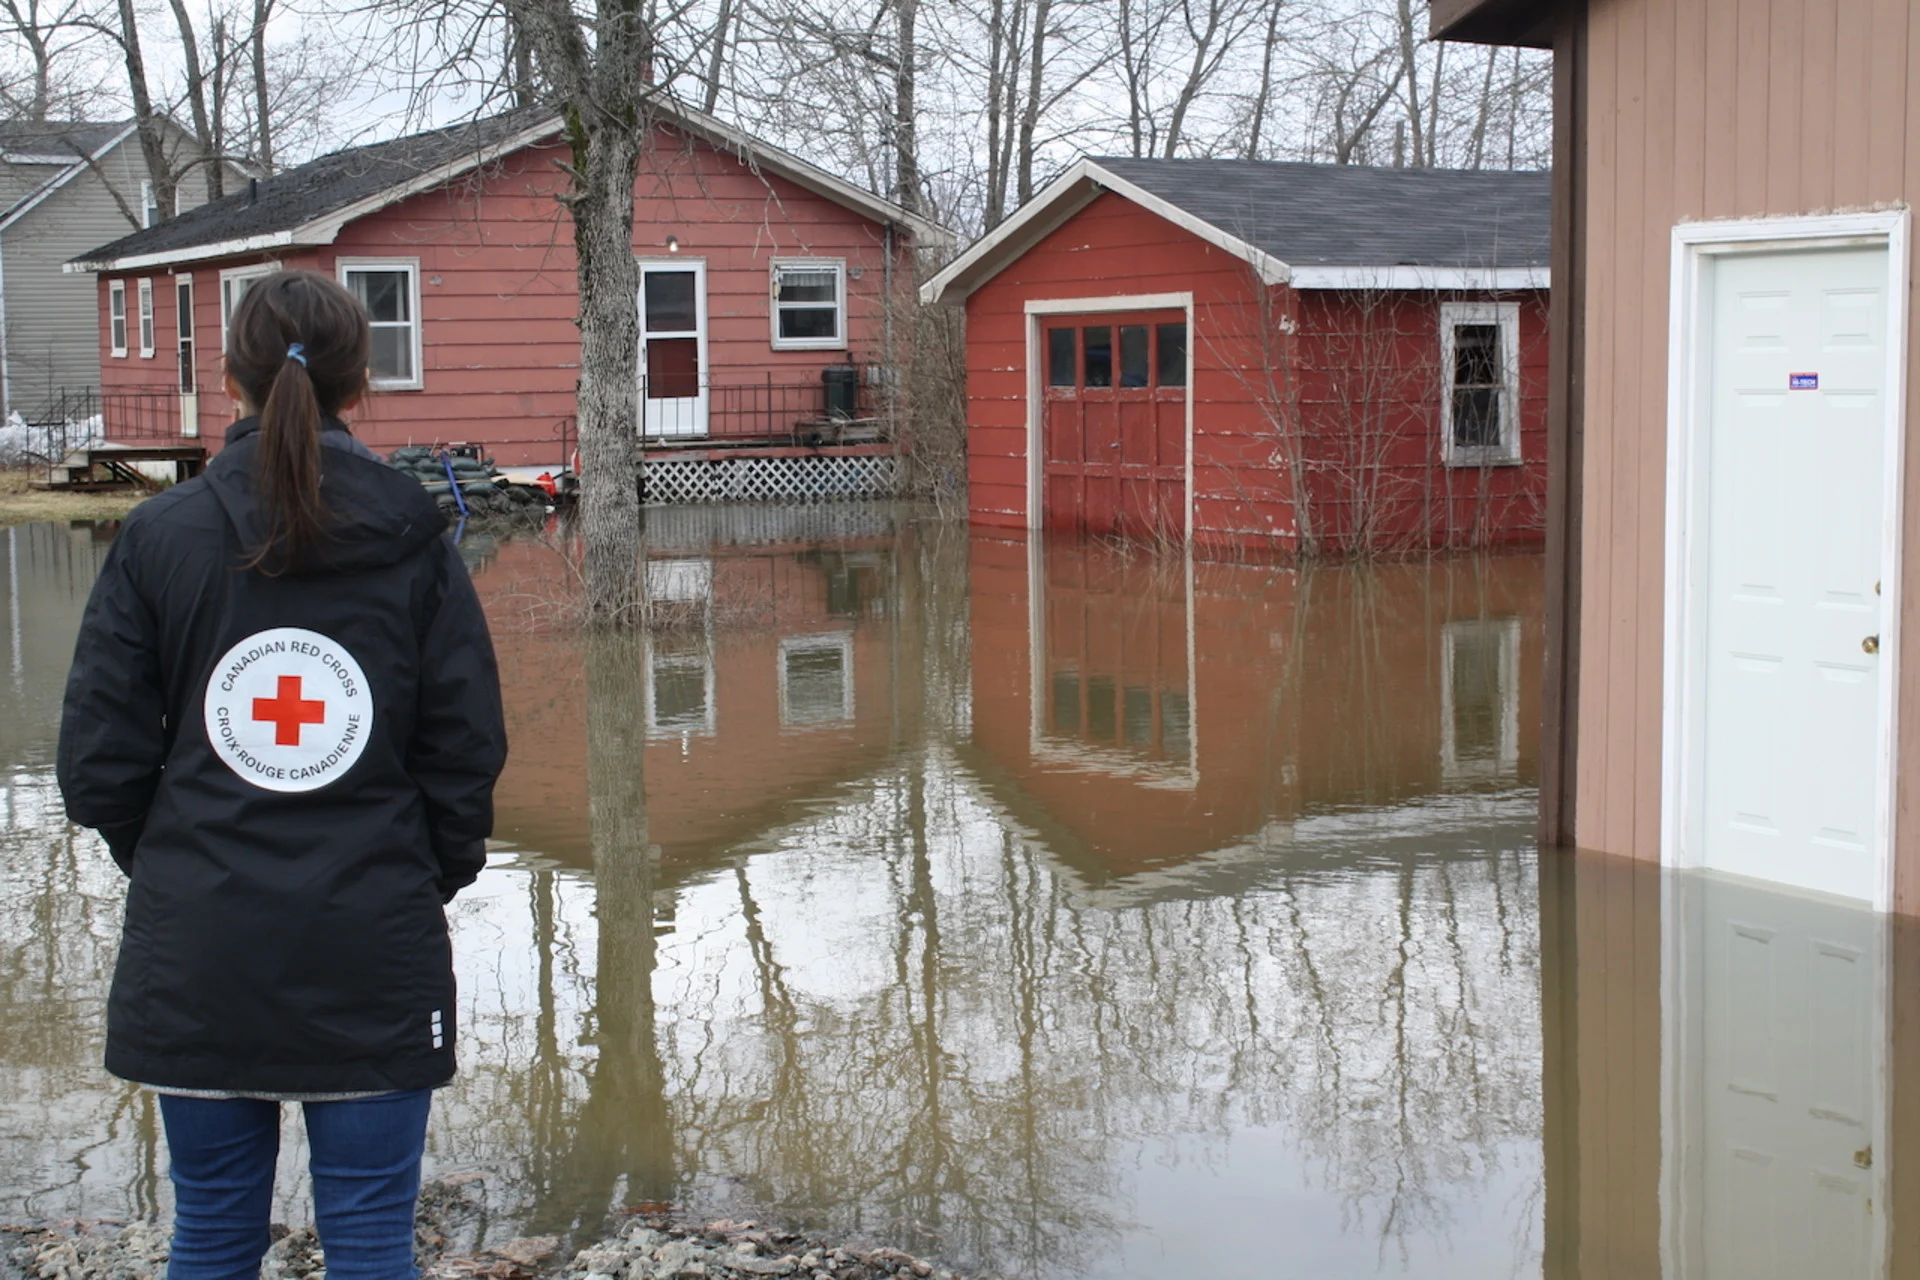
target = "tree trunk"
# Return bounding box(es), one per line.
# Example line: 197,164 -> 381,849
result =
165,0 -> 217,204
570,116 -> 645,623
700,0 -> 732,113
506,0 -> 654,623
1467,45 -> 1497,169
1243,0 -> 1281,160
1015,0 -> 1051,205
983,0 -> 1008,225
891,0 -> 919,215
115,0 -> 176,218
250,0 -> 273,174
1395,0 -> 1422,167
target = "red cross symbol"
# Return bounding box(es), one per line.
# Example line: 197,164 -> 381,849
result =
252,674 -> 326,746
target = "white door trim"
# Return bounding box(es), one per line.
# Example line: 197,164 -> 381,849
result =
637,256 -> 710,439
1661,210 -> 1911,911
1022,292 -> 1196,540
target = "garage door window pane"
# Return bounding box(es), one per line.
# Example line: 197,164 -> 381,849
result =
1048,327 -> 1076,387
1119,325 -> 1149,387
1083,326 -> 1113,388
1157,323 -> 1187,386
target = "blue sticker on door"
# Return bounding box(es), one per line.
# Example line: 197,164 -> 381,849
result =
1789,372 -> 1819,390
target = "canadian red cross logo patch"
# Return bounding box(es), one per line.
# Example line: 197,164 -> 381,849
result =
203,627 -> 373,793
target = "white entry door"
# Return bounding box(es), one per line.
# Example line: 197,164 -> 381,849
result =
1666,876 -> 1884,1278
1693,245 -> 1891,902
639,260 -> 708,439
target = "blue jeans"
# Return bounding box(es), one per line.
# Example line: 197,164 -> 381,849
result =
157,1090 -> 432,1280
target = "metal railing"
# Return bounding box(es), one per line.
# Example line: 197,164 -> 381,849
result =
12,386 -> 189,464
638,373 -> 883,443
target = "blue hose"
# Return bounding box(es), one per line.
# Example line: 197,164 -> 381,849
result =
439,451 -> 470,519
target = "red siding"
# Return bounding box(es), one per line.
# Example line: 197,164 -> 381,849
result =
961,190 -> 1550,555
97,125 -> 911,467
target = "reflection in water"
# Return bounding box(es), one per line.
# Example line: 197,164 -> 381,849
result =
9,511 -> 1891,1277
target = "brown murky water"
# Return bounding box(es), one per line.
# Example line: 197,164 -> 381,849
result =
0,510 -> 1904,1279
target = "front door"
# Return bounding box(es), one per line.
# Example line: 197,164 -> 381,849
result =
1041,311 -> 1187,537
1695,245 -> 1890,901
640,261 -> 707,439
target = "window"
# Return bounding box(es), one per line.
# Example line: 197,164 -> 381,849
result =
140,180 -> 159,229
1082,326 -> 1113,387
219,265 -> 276,352
1156,323 -> 1188,387
1047,327 -> 1076,387
339,259 -> 423,389
770,259 -> 846,350
1118,325 -> 1149,387
779,633 -> 854,726
137,278 -> 155,357
175,276 -> 195,393
1440,301 -> 1521,466
108,280 -> 127,357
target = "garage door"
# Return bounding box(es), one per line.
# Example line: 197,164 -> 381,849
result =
1040,311 -> 1187,537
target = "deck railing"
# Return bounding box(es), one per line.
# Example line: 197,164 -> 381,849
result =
639,373 -> 884,444
14,386 -> 187,462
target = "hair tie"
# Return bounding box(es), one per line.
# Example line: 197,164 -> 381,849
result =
287,343 -> 307,367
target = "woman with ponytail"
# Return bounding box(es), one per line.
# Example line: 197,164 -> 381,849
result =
57,269 -> 507,1280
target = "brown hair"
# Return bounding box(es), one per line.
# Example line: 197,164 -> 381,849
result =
224,269 -> 372,569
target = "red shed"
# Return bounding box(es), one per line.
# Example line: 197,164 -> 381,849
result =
68,106 -> 939,484
922,158 -> 1552,556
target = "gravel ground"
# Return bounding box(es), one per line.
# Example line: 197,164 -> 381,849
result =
2,1180 -> 982,1280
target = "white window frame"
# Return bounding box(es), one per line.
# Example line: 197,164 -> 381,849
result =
778,632 -> 855,726
136,278 -> 155,358
140,179 -> 158,229
769,258 -> 847,351
1439,300 -> 1522,467
219,264 -> 277,353
337,257 -> 424,390
108,279 -> 127,357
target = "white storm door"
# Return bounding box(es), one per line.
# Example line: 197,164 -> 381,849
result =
1697,246 -> 1890,902
639,261 -> 708,439
1669,876 -> 1884,1279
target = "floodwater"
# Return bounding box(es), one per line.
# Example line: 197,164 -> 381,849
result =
0,510 -> 1906,1279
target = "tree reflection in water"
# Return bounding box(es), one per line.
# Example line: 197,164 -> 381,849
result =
0,518 -> 1545,1280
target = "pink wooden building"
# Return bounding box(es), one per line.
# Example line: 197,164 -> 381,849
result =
70,105 -> 939,492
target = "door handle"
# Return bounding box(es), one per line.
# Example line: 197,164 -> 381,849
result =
1863,635 -> 1880,654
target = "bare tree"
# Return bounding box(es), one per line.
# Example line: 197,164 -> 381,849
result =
109,0 -> 174,215
0,0 -> 98,119
502,0 -> 660,621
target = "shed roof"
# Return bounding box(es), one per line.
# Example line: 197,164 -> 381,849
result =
71,102 -> 946,273
921,157 -> 1551,304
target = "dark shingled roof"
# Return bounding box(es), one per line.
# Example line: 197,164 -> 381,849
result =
1088,157 -> 1551,268
0,119 -> 129,158
72,108 -> 554,266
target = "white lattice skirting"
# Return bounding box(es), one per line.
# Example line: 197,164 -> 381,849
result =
643,453 -> 901,505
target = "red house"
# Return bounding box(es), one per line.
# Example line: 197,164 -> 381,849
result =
68,105 -> 939,487
922,159 -> 1551,556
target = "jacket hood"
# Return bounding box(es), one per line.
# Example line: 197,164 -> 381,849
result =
207,418 -> 448,575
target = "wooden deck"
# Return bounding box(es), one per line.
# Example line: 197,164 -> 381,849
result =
42,442 -> 207,491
